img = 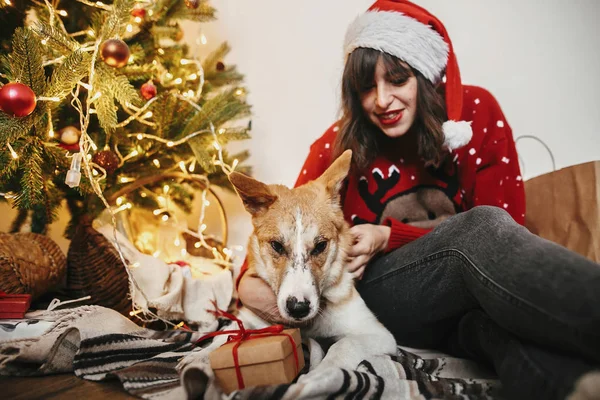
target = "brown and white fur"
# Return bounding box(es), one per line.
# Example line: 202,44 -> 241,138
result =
229,150 -> 396,380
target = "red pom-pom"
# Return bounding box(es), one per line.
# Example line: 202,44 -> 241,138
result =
216,61 -> 225,72
140,81 -> 157,100
0,82 -> 37,117
100,39 -> 130,68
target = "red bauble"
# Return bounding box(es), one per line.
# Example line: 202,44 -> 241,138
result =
216,61 -> 225,72
92,150 -> 120,174
0,83 -> 37,117
140,81 -> 157,100
100,39 -> 130,68
184,0 -> 200,9
131,8 -> 146,19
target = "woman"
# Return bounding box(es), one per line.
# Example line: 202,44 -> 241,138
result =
238,1 -> 600,398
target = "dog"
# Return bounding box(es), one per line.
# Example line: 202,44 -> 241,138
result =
228,149 -> 397,380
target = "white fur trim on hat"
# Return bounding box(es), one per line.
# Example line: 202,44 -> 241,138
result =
344,10 -> 449,83
443,120 -> 473,151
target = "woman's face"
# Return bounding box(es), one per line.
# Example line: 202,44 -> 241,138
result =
360,58 -> 418,139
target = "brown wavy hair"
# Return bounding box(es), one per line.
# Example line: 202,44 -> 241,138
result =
333,48 -> 447,170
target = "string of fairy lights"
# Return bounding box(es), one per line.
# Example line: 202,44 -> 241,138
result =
2,0 -> 246,328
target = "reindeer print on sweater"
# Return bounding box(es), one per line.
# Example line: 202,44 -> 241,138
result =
346,158 -> 461,230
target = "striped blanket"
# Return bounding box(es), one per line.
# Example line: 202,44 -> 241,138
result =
0,306 -> 501,399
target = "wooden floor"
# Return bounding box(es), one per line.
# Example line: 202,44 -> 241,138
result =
0,374 -> 138,399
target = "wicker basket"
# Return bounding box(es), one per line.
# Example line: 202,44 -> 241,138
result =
67,220 -> 133,315
0,232 -> 67,300
66,173 -> 228,317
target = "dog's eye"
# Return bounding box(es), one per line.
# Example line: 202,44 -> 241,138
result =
311,241 -> 328,256
270,241 -> 286,255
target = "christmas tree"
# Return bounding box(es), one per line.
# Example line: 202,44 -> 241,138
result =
0,0 -> 251,244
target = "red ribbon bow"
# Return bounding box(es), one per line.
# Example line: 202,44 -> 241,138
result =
195,302 -> 300,390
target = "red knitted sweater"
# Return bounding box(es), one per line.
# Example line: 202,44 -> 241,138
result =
237,85 -> 525,285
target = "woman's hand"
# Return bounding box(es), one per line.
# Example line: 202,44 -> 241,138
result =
237,272 -> 284,323
346,224 -> 391,279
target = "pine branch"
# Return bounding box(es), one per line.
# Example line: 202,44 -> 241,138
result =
94,64 -> 141,130
201,43 -> 246,88
230,149 -> 251,164
151,26 -> 181,41
202,42 -> 230,71
121,64 -> 154,81
10,27 -> 46,94
31,22 -> 80,56
203,68 -> 244,88
113,74 -> 141,107
187,139 -> 214,172
0,54 -> 14,81
0,111 -> 38,143
46,50 -> 90,98
128,43 -> 146,62
14,138 -> 45,210
101,0 -> 136,39
168,1 -> 216,22
152,91 -> 194,135
89,10 -> 105,38
9,208 -> 28,233
181,88 -> 251,137
96,64 -> 141,106
44,143 -> 71,171
0,145 -> 19,185
95,90 -> 118,131
216,127 -> 251,144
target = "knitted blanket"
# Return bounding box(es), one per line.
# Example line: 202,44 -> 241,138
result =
0,306 -> 501,399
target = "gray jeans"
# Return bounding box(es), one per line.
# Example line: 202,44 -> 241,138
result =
357,206 -> 600,399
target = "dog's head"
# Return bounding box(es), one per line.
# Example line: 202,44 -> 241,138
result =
230,150 -> 353,323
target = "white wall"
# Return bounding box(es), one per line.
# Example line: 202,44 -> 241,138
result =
193,0 -> 600,185
3,1 -> 599,270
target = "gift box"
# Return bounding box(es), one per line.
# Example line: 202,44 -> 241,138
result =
209,328 -> 304,394
0,291 -> 32,319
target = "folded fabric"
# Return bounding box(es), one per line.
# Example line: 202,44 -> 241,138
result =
93,216 -> 233,327
0,305 -> 500,399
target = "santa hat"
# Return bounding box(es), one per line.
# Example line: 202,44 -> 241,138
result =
344,0 -> 472,151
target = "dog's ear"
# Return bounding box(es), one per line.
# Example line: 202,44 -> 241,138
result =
317,149 -> 352,202
229,172 -> 277,215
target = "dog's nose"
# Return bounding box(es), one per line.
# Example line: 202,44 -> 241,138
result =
286,296 -> 311,319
